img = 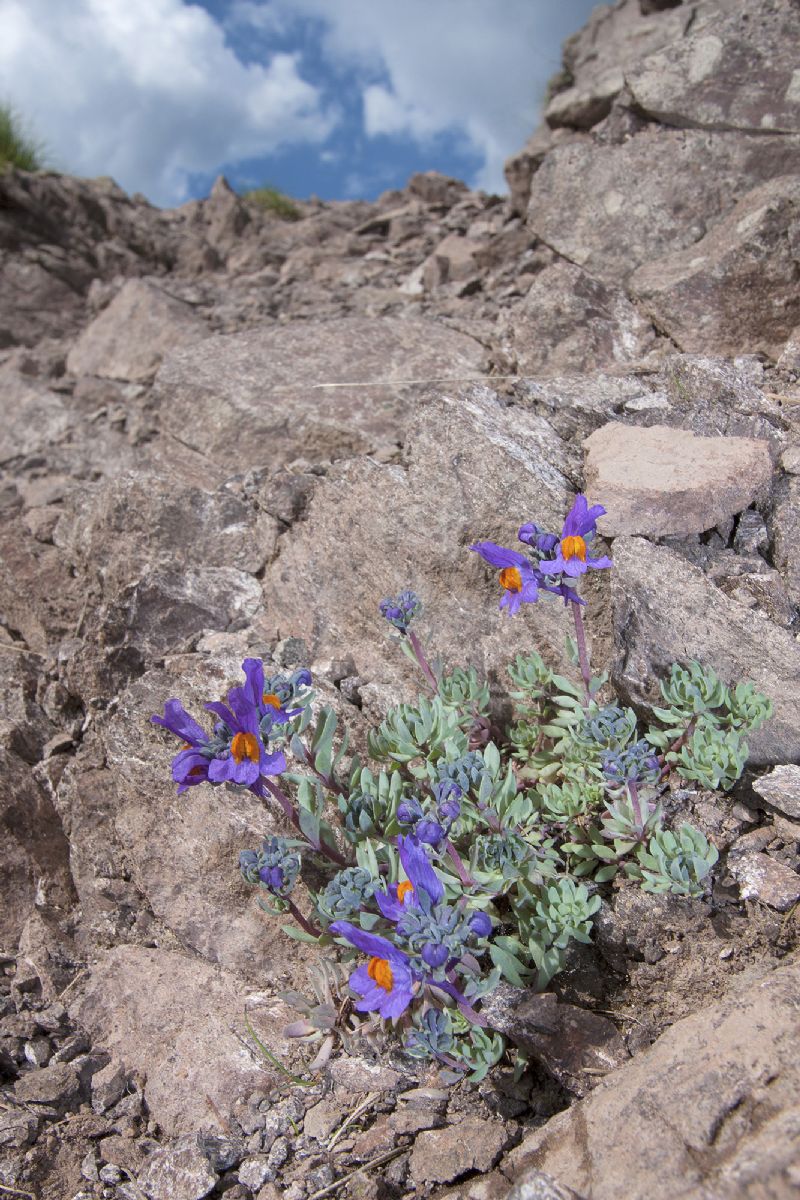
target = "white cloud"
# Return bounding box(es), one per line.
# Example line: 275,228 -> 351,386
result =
254,0 -> 598,192
0,0 -> 336,205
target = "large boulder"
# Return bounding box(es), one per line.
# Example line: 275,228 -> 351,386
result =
506,958 -> 800,1199
526,129 -> 800,283
154,317 -> 488,472
629,175 -> 800,358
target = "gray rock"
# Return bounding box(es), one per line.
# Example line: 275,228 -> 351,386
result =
770,475 -> 800,605
0,1110 -> 39,1150
546,69 -> 624,131
138,1136 -> 218,1200
409,1117 -> 509,1185
506,959 -> 800,1199
583,421 -> 773,536
627,1 -> 800,134
238,1157 -> 271,1191
155,317 -> 487,472
526,129 -> 800,283
66,278 -> 208,382
505,1171 -> 585,1200
727,847 -> 800,911
13,1061 -> 82,1114
91,1060 -> 129,1114
500,262 -> 658,375
629,176 -> 800,358
611,537 -> 800,765
752,764 -> 800,820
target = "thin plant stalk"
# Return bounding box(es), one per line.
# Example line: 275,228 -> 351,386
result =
262,777 -> 349,867
445,839 -> 476,887
408,630 -> 439,693
285,898 -> 322,939
571,601 -> 592,703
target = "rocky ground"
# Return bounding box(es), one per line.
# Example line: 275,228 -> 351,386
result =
2,0 -> 800,1197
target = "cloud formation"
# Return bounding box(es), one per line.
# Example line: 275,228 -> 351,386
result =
0,0 -> 335,205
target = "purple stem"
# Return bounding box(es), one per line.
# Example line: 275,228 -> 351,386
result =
571,601 -> 592,704
627,779 -> 645,833
658,717 -> 697,782
285,898 -> 322,939
440,976 -> 489,1028
408,630 -> 439,693
262,777 -> 349,868
300,743 -> 348,798
446,840 -> 476,887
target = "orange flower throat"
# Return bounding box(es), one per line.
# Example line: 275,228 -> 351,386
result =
561,534 -> 587,562
499,566 -> 522,593
230,731 -> 260,764
262,692 -> 281,710
397,881 -> 414,903
368,956 -> 393,992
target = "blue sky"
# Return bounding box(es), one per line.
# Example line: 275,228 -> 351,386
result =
0,0 -> 599,207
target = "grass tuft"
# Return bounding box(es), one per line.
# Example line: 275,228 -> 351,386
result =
240,185 -> 302,221
0,103 -> 46,172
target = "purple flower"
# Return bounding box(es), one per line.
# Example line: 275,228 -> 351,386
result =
235,657 -> 299,724
375,835 -> 444,921
151,700 -> 214,793
421,943 -> 449,969
539,495 -> 613,579
380,589 -> 422,634
469,911 -> 492,938
205,688 -> 286,786
518,523 -> 559,556
329,922 -> 418,1019
470,542 -> 540,616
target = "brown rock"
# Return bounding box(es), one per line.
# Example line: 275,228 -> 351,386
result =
409,1117 -> 509,1185
629,176 -> 800,358
771,475 -> 800,605
66,278 -> 208,382
70,945 -> 287,1134
155,317 -> 487,472
137,1135 -> 218,1200
486,991 -> 629,1096
752,764 -> 800,820
506,959 -> 800,1199
583,421 -> 773,536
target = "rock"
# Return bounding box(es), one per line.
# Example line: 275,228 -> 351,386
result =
610,537 -> 800,765
328,1056 -> 404,1095
506,960 -> 800,1200
13,1061 -> 82,1115
627,1 -> 800,135
303,1098 -> 342,1143
770,475 -> 800,605
409,1117 -> 509,1185
752,764 -> 800,820
500,263 -> 658,375
526,129 -> 800,283
487,991 -> 629,1096
727,848 -> 800,912
154,317 -> 487,472
66,278 -> 208,382
583,422 -> 773,536
422,234 -> 484,289
437,1174 -> 511,1200
546,69 -> 624,131
0,369 -> 74,465
70,945 -> 288,1134
91,1061 -> 129,1114
629,176 -> 800,358
0,1110 -> 39,1150
407,171 -> 468,208
505,1171 -> 585,1200
260,385 -> 579,689
238,1157 -> 271,1191
137,1136 -> 218,1200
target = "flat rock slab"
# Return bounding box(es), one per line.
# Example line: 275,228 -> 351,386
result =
505,959 -> 800,1200
410,1117 -> 509,1185
610,537 -> 800,764
70,945 -> 284,1134
66,278 -> 208,382
155,317 -> 487,472
630,175 -> 800,358
526,129 -> 800,283
583,421 -> 773,536
753,764 -> 800,820
627,1 -> 800,135
727,849 -> 800,912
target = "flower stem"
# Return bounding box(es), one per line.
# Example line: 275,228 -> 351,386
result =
445,839 -> 476,887
299,742 -> 348,798
262,777 -> 349,867
628,779 -> 645,833
408,631 -> 439,693
571,601 -> 592,703
658,717 -> 697,781
285,898 -> 322,939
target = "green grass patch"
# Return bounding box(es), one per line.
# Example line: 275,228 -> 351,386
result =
240,185 -> 302,221
0,103 -> 46,172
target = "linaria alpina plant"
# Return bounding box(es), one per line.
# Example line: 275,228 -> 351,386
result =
152,495 -> 772,1082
